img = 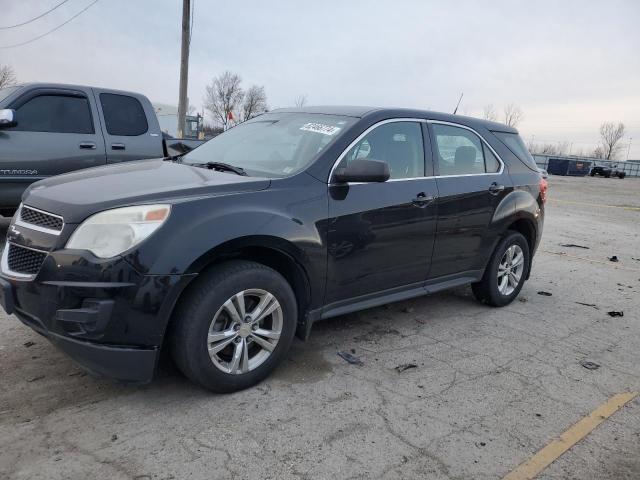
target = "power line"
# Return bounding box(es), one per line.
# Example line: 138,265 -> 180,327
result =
0,0 -> 71,29
0,0 -> 99,49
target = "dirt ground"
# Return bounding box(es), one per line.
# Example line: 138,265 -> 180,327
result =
1,175 -> 639,480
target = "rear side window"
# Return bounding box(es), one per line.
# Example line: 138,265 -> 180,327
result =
100,93 -> 148,136
432,124 -> 500,175
13,94 -> 94,134
492,131 -> 538,171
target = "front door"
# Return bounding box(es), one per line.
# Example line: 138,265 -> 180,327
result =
428,122 -> 513,279
325,120 -> 438,305
0,88 -> 106,209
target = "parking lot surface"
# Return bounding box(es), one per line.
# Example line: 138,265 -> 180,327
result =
1,175 -> 639,480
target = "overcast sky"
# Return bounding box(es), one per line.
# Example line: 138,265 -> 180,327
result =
1,0 -> 639,158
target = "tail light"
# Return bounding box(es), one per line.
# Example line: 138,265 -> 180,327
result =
539,177 -> 548,203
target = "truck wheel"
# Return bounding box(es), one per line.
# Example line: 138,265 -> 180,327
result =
618,172 -> 626,179
472,231 -> 530,307
169,260 -> 297,393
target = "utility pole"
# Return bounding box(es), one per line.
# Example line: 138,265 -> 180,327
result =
177,0 -> 191,139
627,138 -> 632,160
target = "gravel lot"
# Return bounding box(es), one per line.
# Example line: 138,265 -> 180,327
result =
1,175 -> 639,480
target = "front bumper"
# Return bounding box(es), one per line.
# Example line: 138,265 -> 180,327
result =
1,248 -> 195,382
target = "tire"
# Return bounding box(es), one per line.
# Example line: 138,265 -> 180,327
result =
618,172 -> 626,179
169,260 -> 297,393
472,231 -> 530,307
589,171 -> 595,177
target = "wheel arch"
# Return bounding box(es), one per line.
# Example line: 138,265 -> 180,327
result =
163,236 -> 313,343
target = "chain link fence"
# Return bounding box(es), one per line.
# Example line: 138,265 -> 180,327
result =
533,155 -> 640,177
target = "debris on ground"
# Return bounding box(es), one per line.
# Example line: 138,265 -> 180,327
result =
607,311 -> 624,317
580,360 -> 601,370
395,363 -> 418,373
111,434 -> 118,442
401,306 -> 415,314
518,297 -> 528,303
560,243 -> 590,249
575,302 -> 598,308
337,351 -> 363,366
609,256 -> 619,262
537,291 -> 553,296
23,341 -> 35,348
27,375 -> 45,382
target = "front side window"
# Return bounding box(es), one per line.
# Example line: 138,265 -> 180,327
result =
433,124 -> 500,175
183,113 -> 356,178
338,121 -> 425,179
13,94 -> 94,134
100,93 -> 148,136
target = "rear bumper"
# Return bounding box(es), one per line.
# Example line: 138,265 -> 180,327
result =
1,249 -> 196,382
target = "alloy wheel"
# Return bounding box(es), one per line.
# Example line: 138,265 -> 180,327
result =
497,244 -> 524,296
206,289 -> 283,374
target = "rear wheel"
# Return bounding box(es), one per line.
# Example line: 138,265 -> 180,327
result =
618,172 -> 626,179
169,260 -> 297,393
472,231 -> 530,307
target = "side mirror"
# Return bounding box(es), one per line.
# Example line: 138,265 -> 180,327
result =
333,159 -> 390,183
0,109 -> 16,128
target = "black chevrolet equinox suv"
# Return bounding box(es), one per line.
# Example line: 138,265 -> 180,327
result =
0,107 -> 546,392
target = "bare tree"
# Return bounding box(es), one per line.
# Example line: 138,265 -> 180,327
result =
204,71 -> 245,130
482,104 -> 497,121
242,85 -> 267,122
503,103 -> 524,128
0,65 -> 17,89
294,94 -> 307,108
598,122 -> 625,160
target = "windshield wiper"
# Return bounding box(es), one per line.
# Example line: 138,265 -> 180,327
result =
188,161 -> 247,176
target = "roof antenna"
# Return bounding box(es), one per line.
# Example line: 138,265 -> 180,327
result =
453,92 -> 464,114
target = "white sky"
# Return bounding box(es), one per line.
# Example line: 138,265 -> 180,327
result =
1,0 -> 639,158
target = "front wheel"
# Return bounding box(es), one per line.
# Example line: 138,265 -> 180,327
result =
472,231 -> 530,307
169,261 -> 297,393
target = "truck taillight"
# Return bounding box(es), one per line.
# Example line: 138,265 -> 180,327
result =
539,178 -> 548,203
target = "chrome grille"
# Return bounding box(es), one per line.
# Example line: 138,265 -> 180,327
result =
19,206 -> 64,232
6,244 -> 48,275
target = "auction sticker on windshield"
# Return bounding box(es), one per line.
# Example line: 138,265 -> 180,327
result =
300,123 -> 341,136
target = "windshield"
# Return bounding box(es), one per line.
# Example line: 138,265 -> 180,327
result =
183,113 -> 356,177
0,86 -> 20,104
492,131 -> 538,171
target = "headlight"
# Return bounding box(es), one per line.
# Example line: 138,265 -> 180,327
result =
66,205 -> 171,258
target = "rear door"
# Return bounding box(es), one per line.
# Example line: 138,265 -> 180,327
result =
0,87 -> 106,208
428,121 -> 513,279
325,119 -> 438,305
93,89 -> 164,163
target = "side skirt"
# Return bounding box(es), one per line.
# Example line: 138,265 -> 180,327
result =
298,270 -> 483,340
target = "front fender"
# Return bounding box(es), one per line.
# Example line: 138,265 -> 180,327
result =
122,175 -> 328,287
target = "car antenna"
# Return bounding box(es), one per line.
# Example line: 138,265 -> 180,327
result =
453,92 -> 464,114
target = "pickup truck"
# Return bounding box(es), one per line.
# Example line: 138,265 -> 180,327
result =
0,83 -> 202,216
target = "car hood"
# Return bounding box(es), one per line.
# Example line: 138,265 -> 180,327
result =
22,159 -> 271,223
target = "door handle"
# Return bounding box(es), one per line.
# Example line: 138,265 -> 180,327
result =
412,192 -> 436,207
488,182 -> 505,195
79,142 -> 96,150
111,143 -> 126,151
